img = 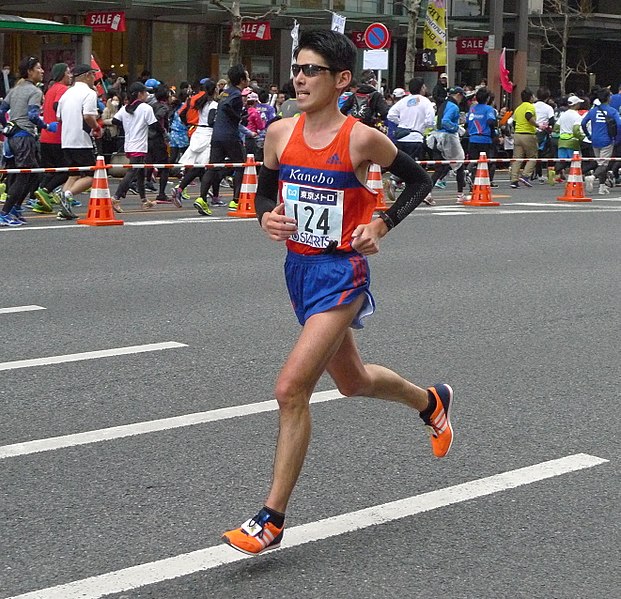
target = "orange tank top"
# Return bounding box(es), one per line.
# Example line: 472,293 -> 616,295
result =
279,113 -> 377,255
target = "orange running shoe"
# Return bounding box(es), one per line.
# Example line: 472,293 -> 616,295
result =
421,384 -> 454,458
222,509 -> 284,555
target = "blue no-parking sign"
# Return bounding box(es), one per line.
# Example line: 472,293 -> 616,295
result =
364,22 -> 390,50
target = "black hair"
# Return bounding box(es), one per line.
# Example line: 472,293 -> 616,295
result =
408,77 -> 425,95
597,88 -> 611,103
155,85 -> 170,101
521,88 -> 534,103
228,64 -> 247,87
258,88 -> 269,103
475,87 -> 490,104
194,79 -> 216,111
536,86 -> 551,101
293,29 -> 356,74
282,79 -> 296,99
19,56 -> 40,79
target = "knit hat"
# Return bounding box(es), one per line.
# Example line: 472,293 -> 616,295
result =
51,63 -> 68,82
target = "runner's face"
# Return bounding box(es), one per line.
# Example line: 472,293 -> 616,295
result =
293,49 -> 349,113
28,63 -> 44,83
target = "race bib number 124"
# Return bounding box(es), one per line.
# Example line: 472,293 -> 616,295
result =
282,182 -> 344,250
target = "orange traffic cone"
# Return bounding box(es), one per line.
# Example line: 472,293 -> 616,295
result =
77,156 -> 123,226
230,154 -> 257,218
463,152 -> 500,206
367,163 -> 388,210
557,151 -> 592,202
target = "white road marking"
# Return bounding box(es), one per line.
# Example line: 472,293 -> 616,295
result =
6,453 -> 608,599
0,341 -> 187,372
0,389 -> 343,460
0,305 -> 46,314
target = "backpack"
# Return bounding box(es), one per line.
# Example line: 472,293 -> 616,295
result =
598,108 -> 618,140
349,92 -> 374,125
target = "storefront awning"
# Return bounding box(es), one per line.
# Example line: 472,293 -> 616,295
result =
0,14 -> 91,35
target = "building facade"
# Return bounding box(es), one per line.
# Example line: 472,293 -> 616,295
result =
1,1 -> 620,99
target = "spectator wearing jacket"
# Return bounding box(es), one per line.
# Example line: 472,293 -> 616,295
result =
32,62 -> 72,213
428,86 -> 467,204
0,63 -> 16,99
581,87 -> 621,195
431,73 -> 448,106
192,64 -> 249,213
339,69 -> 389,127
466,87 -> 498,186
0,56 -> 57,226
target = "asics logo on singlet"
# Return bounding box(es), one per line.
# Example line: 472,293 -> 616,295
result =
288,168 -> 335,185
326,153 -> 341,165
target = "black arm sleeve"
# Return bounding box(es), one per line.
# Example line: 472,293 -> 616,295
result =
381,150 -> 433,229
255,165 -> 280,225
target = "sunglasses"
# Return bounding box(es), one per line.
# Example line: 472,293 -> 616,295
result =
291,63 -> 336,77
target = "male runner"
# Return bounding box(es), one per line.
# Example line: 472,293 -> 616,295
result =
221,30 -> 454,556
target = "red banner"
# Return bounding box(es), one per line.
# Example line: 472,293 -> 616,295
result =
350,31 -> 368,49
240,22 -> 271,41
456,37 -> 488,55
85,11 -> 126,33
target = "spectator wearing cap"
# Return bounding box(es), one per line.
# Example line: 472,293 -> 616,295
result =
555,94 -> 585,180
110,81 -> 164,211
392,87 -> 406,102
244,91 -> 266,160
432,73 -> 448,106
428,86 -> 468,204
387,77 -> 435,162
32,62 -> 73,213
193,63 -> 249,213
0,56 -> 57,226
54,63 -> 101,218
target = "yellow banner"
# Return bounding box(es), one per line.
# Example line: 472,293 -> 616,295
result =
423,1 -> 447,67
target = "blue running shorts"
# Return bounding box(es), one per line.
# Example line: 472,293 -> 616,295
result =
284,250 -> 376,329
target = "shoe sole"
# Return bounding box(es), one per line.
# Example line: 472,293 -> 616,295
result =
439,384 -> 454,457
193,201 -> 211,216
172,192 -> 183,208
221,535 -> 281,556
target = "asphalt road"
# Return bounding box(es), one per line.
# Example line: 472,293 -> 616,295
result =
1,177 -> 620,599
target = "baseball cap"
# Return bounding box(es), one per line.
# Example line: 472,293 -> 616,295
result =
449,86 -> 465,95
128,81 -> 147,94
393,87 -> 406,98
241,87 -> 253,96
51,63 -> 68,81
199,77 -> 211,85
72,63 -> 96,77
247,92 -> 259,102
440,73 -> 448,79
567,95 -> 582,106
144,78 -> 161,89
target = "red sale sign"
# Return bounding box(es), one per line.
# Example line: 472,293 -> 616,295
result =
240,22 -> 271,41
85,11 -> 126,33
456,37 -> 489,55
350,31 -> 368,49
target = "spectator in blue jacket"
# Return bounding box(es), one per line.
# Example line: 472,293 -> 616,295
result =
466,87 -> 498,187
581,88 -> 621,195
428,86 -> 467,204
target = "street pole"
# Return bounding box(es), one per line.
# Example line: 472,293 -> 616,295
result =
487,0 -> 503,108
514,0 -> 529,100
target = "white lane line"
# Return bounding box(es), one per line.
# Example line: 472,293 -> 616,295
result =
0,305 -> 46,315
0,341 -> 187,372
0,217 -> 253,232
6,453 -> 608,599
0,389 -> 343,460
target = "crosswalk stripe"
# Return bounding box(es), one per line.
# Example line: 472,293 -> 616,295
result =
0,305 -> 46,314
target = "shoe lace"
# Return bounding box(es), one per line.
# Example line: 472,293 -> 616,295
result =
243,510 -> 271,538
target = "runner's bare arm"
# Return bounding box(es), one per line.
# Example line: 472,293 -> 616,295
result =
255,119 -> 297,240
